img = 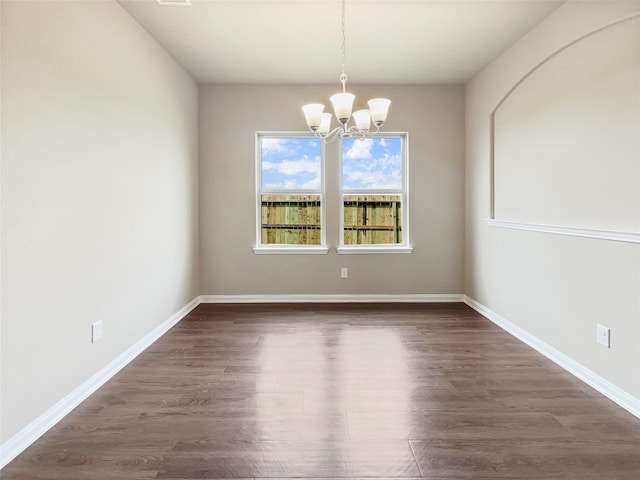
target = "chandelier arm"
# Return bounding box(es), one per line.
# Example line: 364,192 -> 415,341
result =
311,123 -> 374,143
345,125 -> 369,140
315,126 -> 345,144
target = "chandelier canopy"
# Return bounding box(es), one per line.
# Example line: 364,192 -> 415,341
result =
302,0 -> 391,143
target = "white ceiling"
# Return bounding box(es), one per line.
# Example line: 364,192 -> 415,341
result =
118,0 -> 565,84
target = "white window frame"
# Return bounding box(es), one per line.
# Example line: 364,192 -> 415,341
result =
253,132 -> 328,254
338,133 -> 412,254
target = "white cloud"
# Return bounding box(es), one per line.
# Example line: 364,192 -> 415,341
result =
261,138 -> 292,155
345,169 -> 401,189
377,153 -> 401,170
263,155 -> 321,190
379,138 -> 388,147
343,153 -> 401,189
344,138 -> 373,159
298,177 -> 322,189
262,156 -> 320,176
265,176 -> 321,190
279,157 -> 320,176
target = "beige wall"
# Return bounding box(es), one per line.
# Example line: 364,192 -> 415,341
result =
465,0 -> 640,397
199,84 -> 465,296
0,0 -> 199,443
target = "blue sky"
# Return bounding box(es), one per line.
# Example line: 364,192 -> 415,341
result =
261,138 -> 321,190
260,136 -> 402,190
343,137 -> 402,190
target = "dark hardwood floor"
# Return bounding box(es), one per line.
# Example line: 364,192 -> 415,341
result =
3,302 -> 640,479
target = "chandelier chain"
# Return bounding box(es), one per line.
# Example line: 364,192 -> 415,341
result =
340,0 -> 347,92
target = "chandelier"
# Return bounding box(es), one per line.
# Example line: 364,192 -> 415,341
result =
302,0 -> 391,143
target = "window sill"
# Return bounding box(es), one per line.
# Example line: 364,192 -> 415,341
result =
253,246 -> 329,255
337,246 -> 413,254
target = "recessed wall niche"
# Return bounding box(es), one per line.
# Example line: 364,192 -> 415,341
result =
492,15 -> 640,236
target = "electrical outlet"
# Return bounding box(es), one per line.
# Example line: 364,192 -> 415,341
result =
340,267 -> 348,279
596,324 -> 610,348
92,321 -> 103,344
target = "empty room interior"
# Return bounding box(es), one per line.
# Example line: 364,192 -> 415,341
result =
1,0 -> 640,478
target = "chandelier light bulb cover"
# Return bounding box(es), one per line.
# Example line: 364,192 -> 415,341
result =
301,0 -> 390,143
368,98 -> 391,126
352,109 -> 371,132
318,113 -> 333,135
330,93 -> 355,124
301,104 -> 324,131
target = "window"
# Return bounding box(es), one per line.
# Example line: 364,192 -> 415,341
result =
254,133 -> 327,254
339,134 -> 411,253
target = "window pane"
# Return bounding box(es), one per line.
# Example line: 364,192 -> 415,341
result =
261,194 -> 321,245
261,138 -> 321,190
342,137 -> 402,190
343,194 -> 402,245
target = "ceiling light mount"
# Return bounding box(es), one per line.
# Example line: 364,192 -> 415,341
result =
156,0 -> 191,6
302,0 -> 390,143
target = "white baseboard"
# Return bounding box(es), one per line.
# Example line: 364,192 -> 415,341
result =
0,296 -> 201,469
464,295 -> 640,419
199,293 -> 465,303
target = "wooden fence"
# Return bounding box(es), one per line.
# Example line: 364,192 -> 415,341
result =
343,195 -> 402,245
261,194 -> 402,245
261,195 -> 321,245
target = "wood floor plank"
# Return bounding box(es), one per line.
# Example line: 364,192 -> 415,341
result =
347,410 -> 565,441
0,440 -> 172,480
303,386 -> 498,412
3,302 -> 640,480
410,438 -> 640,479
156,440 -> 422,478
